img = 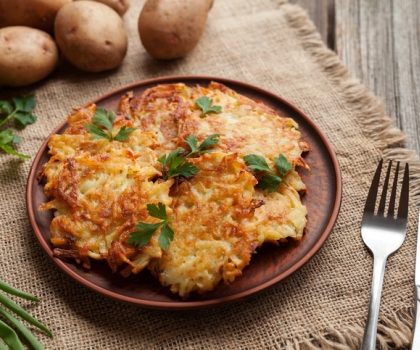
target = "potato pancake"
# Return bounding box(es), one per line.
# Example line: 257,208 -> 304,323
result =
40,82 -> 309,297
41,105 -> 173,273
149,152 -> 258,297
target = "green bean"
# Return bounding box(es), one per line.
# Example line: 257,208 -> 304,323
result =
0,281 -> 38,302
0,338 -> 9,350
0,294 -> 52,338
0,319 -> 24,350
0,308 -> 44,350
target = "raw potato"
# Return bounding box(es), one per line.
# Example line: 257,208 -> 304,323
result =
138,0 -> 213,60
0,0 -> 73,33
55,1 -> 128,72
77,0 -> 130,16
0,26 -> 58,87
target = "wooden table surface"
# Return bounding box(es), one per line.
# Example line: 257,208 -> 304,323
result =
292,0 -> 420,153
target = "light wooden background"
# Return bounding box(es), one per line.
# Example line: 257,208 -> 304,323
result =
292,0 -> 420,153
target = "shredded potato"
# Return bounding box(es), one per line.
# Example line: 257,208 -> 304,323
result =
40,82 -> 308,297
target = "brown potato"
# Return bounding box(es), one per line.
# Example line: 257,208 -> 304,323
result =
76,0 -> 130,16
0,26 -> 58,87
0,0 -> 72,33
138,0 -> 213,60
55,1 -> 128,72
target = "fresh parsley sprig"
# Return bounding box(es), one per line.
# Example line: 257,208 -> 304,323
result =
244,154 -> 292,192
159,134 -> 220,180
85,107 -> 135,142
128,203 -> 174,250
0,95 -> 37,160
185,134 -> 220,157
195,96 -> 222,118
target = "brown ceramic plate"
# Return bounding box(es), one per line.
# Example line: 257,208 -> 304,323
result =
27,76 -> 341,310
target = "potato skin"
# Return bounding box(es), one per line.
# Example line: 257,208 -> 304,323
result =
138,0 -> 213,60
0,26 -> 58,87
0,0 -> 72,33
77,0 -> 130,16
55,1 -> 128,72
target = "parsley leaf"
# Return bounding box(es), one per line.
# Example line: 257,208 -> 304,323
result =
159,147 -> 197,180
244,154 -> 271,172
168,161 -> 199,178
159,223 -> 174,250
185,135 -> 198,154
186,134 -> 220,157
0,130 -> 29,160
159,134 -> 220,180
114,126 -> 136,141
128,203 -> 175,249
275,154 -> 292,177
0,95 -> 36,160
13,95 -> 36,112
14,112 -> 37,129
147,203 -> 167,220
92,108 -> 115,132
85,124 -> 109,140
195,96 -> 222,118
256,173 -> 282,192
85,108 -> 134,141
244,153 -> 292,192
128,222 -> 162,247
198,134 -> 220,151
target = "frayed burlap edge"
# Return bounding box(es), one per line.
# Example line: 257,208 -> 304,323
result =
277,2 -> 420,349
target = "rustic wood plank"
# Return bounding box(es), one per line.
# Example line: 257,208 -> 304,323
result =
335,0 -> 420,153
290,0 -> 336,49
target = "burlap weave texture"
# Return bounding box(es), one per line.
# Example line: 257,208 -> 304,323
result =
0,1 -> 418,349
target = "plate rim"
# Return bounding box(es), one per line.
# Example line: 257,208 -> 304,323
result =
26,75 -> 342,310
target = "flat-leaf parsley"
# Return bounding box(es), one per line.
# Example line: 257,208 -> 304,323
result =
85,108 -> 135,141
195,96 -> 222,118
244,154 -> 292,192
128,203 -> 174,250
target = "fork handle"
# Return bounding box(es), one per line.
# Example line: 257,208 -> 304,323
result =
411,288 -> 420,349
361,255 -> 387,350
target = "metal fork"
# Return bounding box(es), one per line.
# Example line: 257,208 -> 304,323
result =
361,159 -> 410,350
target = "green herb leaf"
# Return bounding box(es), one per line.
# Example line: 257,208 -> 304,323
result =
85,108 -> 132,142
195,96 -> 222,118
0,130 -> 14,145
13,112 -> 36,129
186,134 -> 220,158
147,203 -> 167,220
274,154 -> 292,177
244,153 -> 292,193
128,222 -> 162,247
13,95 -> 35,113
129,203 -> 175,250
85,124 -> 109,140
0,96 -> 36,160
198,134 -> 220,151
0,144 -> 29,160
114,126 -> 136,141
0,130 -> 28,159
158,148 -> 192,179
244,154 -> 271,172
92,108 -> 115,132
185,135 -> 198,153
159,223 -> 174,250
168,161 -> 198,178
256,173 -> 282,192
0,101 -> 13,116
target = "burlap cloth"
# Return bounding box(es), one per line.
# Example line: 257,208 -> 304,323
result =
1,0 -> 419,349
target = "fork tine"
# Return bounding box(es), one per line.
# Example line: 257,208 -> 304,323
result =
387,162 -> 400,217
364,159 -> 383,214
377,161 -> 392,215
397,163 -> 410,220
